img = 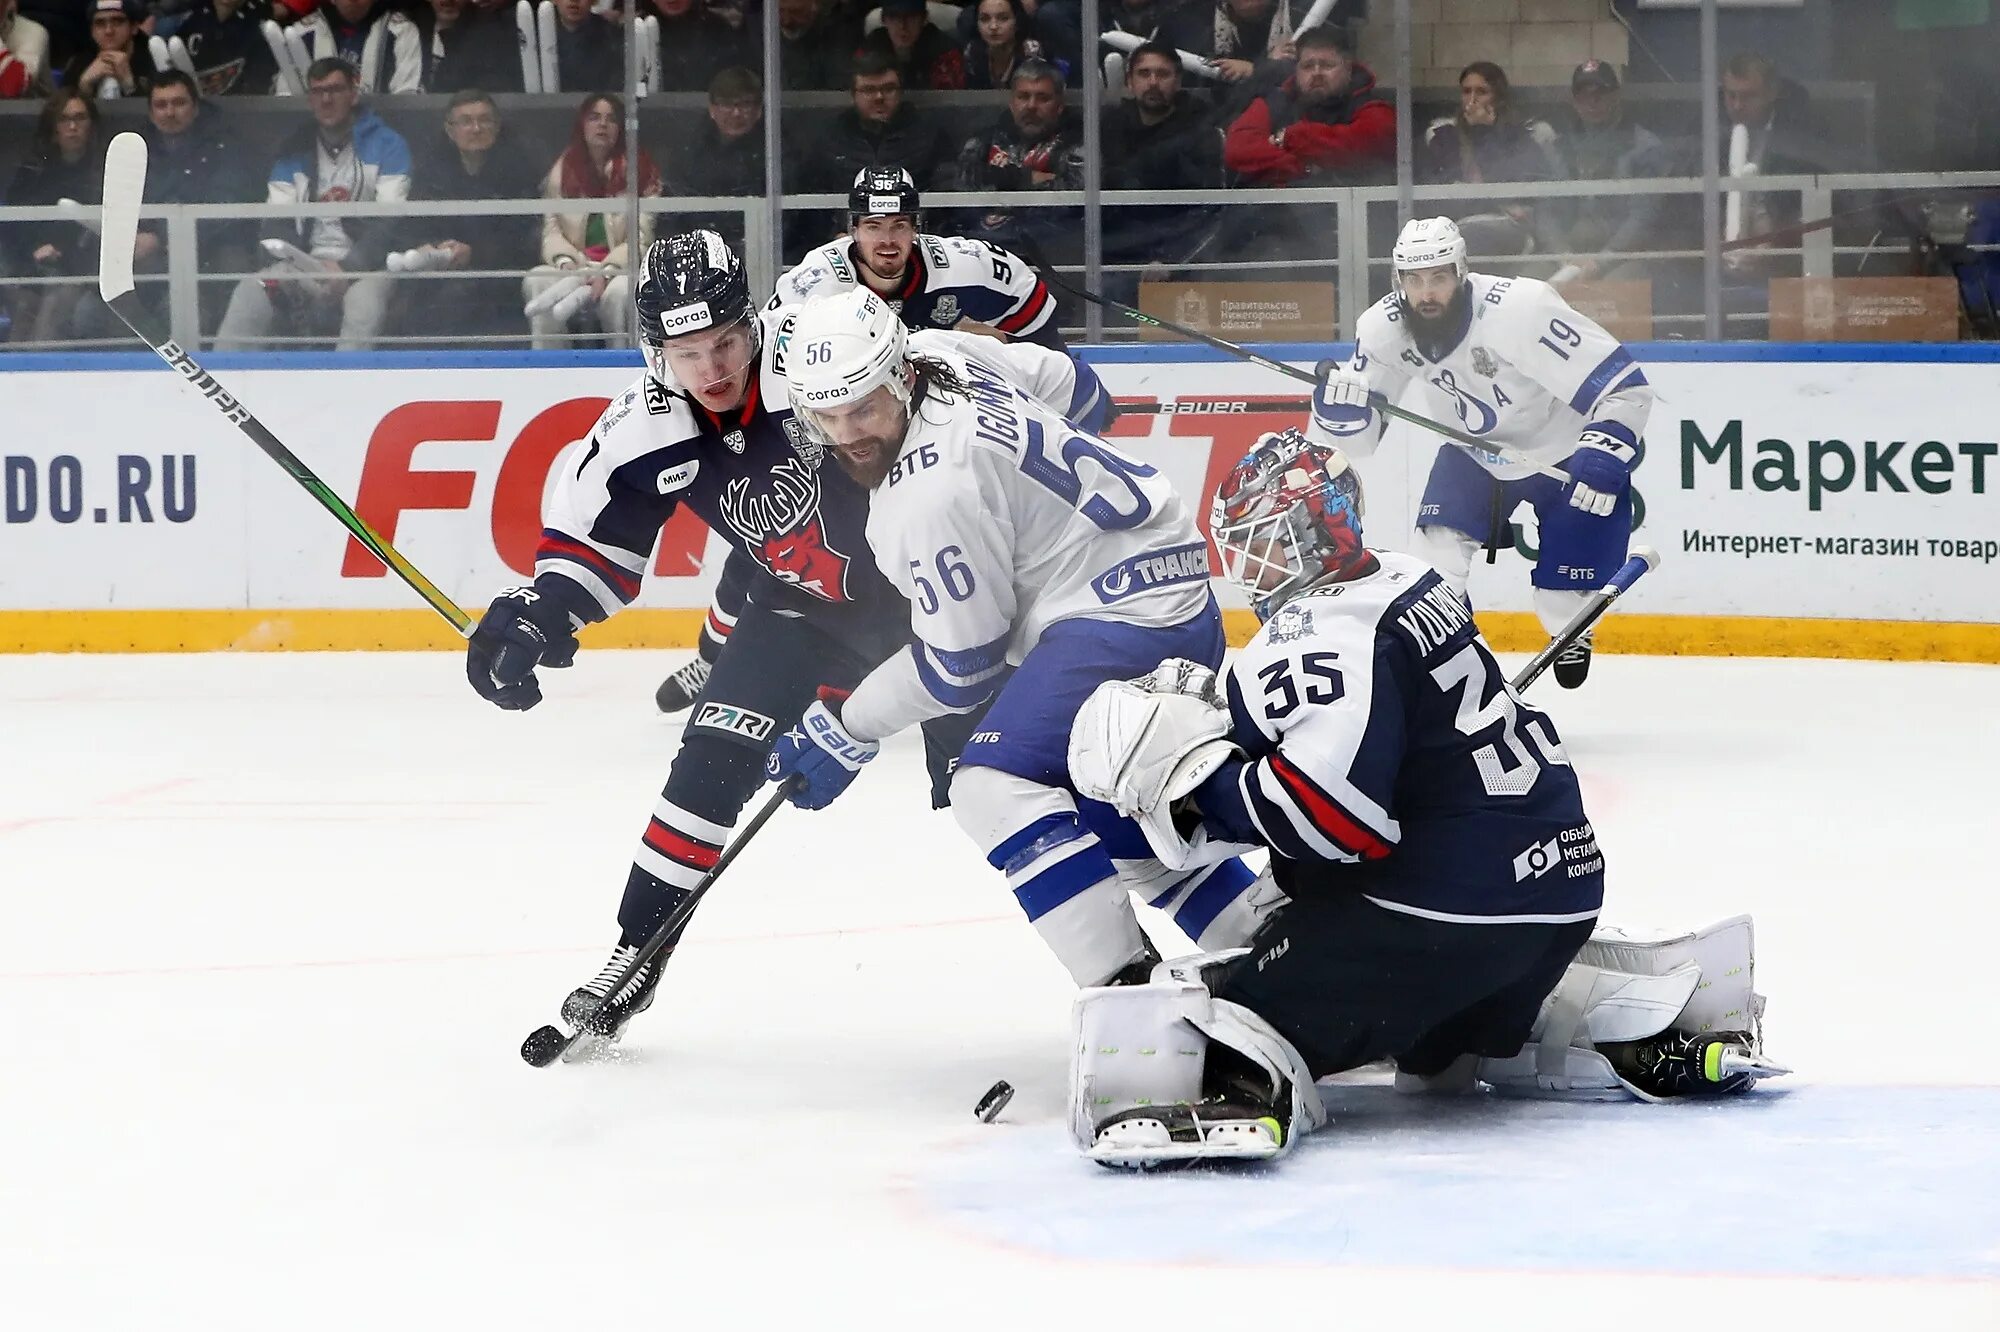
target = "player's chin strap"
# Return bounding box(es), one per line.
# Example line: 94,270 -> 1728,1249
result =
1473,914 -> 1792,1102
1070,951 -> 1327,1170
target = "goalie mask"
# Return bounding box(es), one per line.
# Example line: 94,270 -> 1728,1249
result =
634,229 -> 759,407
1211,429 -> 1366,622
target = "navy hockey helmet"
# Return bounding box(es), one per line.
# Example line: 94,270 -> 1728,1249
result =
1211,428 -> 1367,621
848,166 -> 922,227
634,229 -> 758,387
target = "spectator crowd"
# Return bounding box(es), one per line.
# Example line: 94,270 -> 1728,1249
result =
0,0 -> 1900,347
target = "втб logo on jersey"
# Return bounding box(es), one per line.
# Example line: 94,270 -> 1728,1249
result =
718,456 -> 851,601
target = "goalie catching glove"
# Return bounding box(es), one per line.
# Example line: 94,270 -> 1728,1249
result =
1068,659 -> 1257,871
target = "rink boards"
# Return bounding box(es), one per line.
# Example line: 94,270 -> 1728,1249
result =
2,343 -> 1997,660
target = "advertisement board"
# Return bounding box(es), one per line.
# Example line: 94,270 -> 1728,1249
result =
3,347 -> 1997,656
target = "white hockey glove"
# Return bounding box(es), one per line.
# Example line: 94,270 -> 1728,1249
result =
1069,676 -> 1244,868
1560,427 -> 1638,518
1307,358 -> 1378,450
1129,657 -> 1220,702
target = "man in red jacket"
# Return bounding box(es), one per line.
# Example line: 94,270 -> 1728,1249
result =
1223,24 -> 1393,186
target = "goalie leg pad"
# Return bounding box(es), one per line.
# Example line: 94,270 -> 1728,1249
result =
1479,915 -> 1785,1100
1071,959 -> 1325,1169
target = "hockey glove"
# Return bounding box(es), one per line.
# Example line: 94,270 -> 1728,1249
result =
1070,678 -> 1238,821
1560,427 -> 1638,518
1308,358 -> 1377,445
766,694 -> 879,810
466,584 -> 580,711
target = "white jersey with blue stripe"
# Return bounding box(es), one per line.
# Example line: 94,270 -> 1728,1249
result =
1341,273 -> 1652,479
839,349 -> 1211,742
905,327 -> 1107,435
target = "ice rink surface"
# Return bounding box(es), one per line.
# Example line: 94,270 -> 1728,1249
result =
3,648 -> 1997,1330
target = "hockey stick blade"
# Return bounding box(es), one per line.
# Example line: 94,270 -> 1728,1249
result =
520,779 -> 798,1068
95,135 -> 474,636
1510,545 -> 1659,693
98,132 -> 146,303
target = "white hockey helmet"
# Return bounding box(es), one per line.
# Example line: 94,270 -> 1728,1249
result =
783,288 -> 913,421
1391,216 -> 1468,286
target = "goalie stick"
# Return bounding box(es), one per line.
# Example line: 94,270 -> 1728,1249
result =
1510,545 -> 1659,693
97,133 -> 474,635
519,778 -> 799,1067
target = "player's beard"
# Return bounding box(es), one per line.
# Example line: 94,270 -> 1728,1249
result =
830,435 -> 899,490
1403,284 -> 1471,358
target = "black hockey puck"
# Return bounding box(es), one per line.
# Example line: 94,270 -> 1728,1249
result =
520,1024 -> 569,1068
973,1079 -> 1015,1123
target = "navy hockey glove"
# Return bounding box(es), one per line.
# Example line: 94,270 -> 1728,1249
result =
466,585 -> 580,711
1560,427 -> 1638,517
766,692 -> 879,810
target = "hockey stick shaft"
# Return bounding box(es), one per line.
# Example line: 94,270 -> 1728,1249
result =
522,778 -> 797,1066
1509,546 -> 1659,693
96,133 -> 473,635
1046,273 -> 1570,480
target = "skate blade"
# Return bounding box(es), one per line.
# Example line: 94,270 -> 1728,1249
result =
1088,1116 -> 1282,1170
1718,1048 -> 1792,1080
558,1027 -> 625,1063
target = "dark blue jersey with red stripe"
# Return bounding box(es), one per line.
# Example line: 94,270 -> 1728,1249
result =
532,332 -> 904,640
769,233 -> 1063,350
1194,550 -> 1603,925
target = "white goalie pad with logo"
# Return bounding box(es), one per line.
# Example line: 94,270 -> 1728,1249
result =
1478,914 -> 1787,1101
1069,953 -> 1327,1168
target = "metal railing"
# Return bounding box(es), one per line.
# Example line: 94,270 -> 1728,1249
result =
3,169 -> 1996,351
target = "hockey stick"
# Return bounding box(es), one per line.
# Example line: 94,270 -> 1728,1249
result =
520,777 -> 800,1067
97,134 -> 474,635
1043,273 -> 1571,481
1509,546 -> 1659,693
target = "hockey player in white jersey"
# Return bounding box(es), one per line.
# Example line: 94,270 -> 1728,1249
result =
1062,429 -> 1785,1169
1312,216 -> 1652,687
654,166 -> 1102,715
765,288 -> 1276,987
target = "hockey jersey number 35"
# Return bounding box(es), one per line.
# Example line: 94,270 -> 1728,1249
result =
1219,551 -> 1605,924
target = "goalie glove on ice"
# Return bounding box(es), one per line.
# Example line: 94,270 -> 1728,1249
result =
1561,425 -> 1638,517
466,584 -> 580,711
766,693 -> 878,810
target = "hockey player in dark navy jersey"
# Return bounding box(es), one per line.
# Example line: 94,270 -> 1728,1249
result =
772,166 -> 1065,350
655,166 -> 1107,715
468,228 -> 1125,1053
1063,430 -> 1783,1169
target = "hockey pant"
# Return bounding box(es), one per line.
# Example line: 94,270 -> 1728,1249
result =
617,596 -> 980,946
1215,883 -> 1597,1079
1416,442 -> 1634,638
949,602 -> 1273,987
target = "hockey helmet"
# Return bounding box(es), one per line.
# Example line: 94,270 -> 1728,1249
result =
633,229 -> 757,388
784,288 -> 912,433
848,166 -> 922,227
1211,428 -> 1366,621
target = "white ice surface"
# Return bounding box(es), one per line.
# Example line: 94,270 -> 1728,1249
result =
2,649 -> 1997,1330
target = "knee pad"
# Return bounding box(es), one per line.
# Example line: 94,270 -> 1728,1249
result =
1412,525 -> 1478,593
